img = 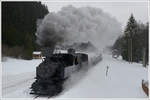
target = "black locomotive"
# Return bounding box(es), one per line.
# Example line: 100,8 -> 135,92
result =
30,48 -> 88,97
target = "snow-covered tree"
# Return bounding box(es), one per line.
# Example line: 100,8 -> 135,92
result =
113,14 -> 148,66
123,14 -> 137,62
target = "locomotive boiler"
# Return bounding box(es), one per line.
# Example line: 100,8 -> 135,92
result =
30,48 -> 88,97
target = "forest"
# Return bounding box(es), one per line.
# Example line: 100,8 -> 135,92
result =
112,14 -> 148,66
2,2 -> 149,65
2,2 -> 49,59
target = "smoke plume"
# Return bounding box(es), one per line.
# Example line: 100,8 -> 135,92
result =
36,5 -> 122,50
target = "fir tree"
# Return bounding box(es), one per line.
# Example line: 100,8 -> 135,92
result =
2,2 -> 49,59
112,14 -> 149,66
123,14 -> 137,63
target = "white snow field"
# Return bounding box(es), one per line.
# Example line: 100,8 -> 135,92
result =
2,58 -> 42,98
2,53 -> 148,98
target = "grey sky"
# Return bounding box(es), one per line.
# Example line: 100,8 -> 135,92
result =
42,1 -> 148,29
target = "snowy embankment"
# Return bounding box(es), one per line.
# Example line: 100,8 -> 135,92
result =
2,53 -> 148,98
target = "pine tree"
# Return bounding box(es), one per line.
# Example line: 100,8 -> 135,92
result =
124,14 -> 137,63
2,2 -> 49,59
112,14 -> 148,65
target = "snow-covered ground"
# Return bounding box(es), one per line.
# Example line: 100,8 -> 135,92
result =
59,54 -> 148,98
2,53 -> 148,98
2,58 -> 42,98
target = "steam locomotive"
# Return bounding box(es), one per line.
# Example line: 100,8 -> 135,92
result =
30,48 -> 88,97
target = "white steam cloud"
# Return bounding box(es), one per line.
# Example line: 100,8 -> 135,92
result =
36,5 -> 122,50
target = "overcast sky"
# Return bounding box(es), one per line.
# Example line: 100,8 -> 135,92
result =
42,1 -> 148,29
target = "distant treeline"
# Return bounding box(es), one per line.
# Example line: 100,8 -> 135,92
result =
2,2 -> 49,59
112,14 -> 148,66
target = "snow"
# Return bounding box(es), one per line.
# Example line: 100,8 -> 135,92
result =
53,49 -> 68,54
33,51 -> 41,55
2,53 -> 148,98
2,58 -> 42,98
142,80 -> 149,88
59,54 -> 148,98
2,57 -> 42,75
